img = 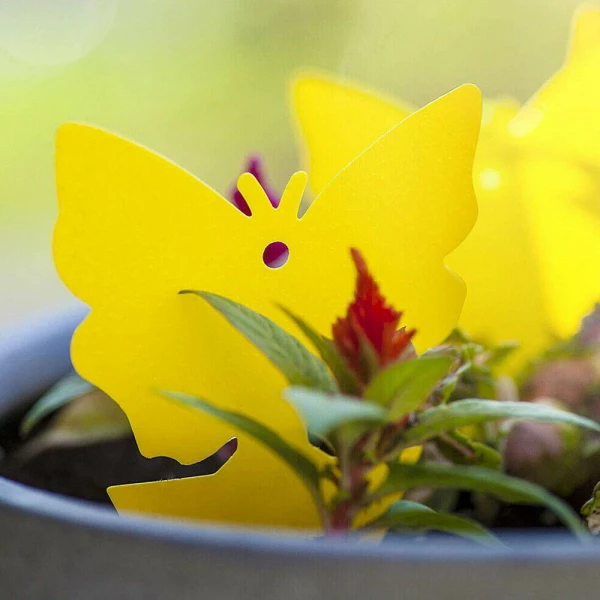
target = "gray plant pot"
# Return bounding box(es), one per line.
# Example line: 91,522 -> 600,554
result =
0,307 -> 599,600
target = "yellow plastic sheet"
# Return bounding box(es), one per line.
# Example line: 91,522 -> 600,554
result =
53,85 -> 480,528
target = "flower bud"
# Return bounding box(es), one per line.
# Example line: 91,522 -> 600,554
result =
523,359 -> 597,408
502,399 -> 585,496
332,249 -> 415,388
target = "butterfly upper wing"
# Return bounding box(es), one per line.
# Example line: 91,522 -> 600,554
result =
511,8 -> 600,169
288,84 -> 482,353
293,73 -> 411,196
55,124 -> 249,302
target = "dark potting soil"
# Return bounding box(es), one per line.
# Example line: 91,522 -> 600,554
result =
0,395 -> 594,530
0,383 -> 237,506
0,435 -> 226,505
0,432 -> 591,531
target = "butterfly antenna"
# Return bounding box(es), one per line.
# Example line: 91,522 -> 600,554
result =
278,171 -> 307,220
236,172 -> 274,218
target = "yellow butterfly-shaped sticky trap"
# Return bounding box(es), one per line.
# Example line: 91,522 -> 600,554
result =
53,84 -> 481,529
506,6 -> 600,340
294,8 -> 600,370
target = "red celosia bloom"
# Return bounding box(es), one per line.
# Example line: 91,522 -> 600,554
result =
229,155 -> 280,216
332,249 -> 416,384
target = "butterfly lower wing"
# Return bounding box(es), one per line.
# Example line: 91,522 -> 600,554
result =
108,438 -> 324,531
109,440 -> 422,531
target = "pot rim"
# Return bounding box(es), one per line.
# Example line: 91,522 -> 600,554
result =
1,304 -> 598,563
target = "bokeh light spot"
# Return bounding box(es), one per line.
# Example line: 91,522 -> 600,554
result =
479,168 -> 503,191
0,0 -> 118,66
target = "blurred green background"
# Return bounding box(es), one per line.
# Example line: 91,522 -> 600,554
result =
0,0 -> 595,327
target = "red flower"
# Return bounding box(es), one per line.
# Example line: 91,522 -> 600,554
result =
332,249 -> 416,385
229,155 -> 280,216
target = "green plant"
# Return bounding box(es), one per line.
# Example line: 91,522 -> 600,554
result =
164,249 -> 600,541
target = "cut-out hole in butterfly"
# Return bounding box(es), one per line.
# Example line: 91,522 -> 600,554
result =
263,241 -> 289,268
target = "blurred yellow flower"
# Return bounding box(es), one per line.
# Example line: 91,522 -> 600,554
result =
294,7 -> 600,370
53,85 -> 480,530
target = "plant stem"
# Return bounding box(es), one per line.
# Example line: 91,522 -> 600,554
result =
328,435 -> 372,535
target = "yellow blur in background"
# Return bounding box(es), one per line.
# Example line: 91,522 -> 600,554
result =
0,0 -> 595,326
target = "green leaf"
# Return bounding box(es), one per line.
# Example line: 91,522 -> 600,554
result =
163,390 -> 322,499
283,386 -> 387,440
434,363 -> 470,404
581,482 -> 600,517
376,462 -> 588,539
401,399 -> 600,446
435,430 -> 502,470
581,483 -> 600,536
444,328 -> 472,344
279,306 -> 360,395
367,500 -> 501,547
468,442 -> 503,470
181,291 -> 337,392
485,341 -> 520,367
20,371 -> 96,436
364,356 -> 453,416
16,391 -> 131,461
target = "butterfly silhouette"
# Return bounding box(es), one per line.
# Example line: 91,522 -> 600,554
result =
53,85 -> 480,528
